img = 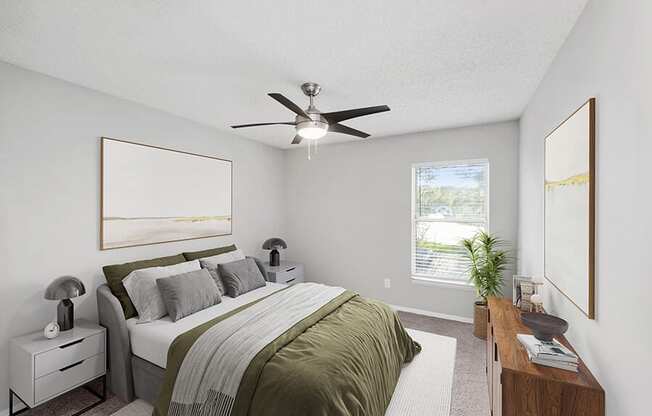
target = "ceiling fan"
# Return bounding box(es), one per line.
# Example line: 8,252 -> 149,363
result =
231,82 -> 390,145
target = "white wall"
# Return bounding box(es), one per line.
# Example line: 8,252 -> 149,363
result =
0,61 -> 285,410
285,121 -> 519,320
518,1 -> 651,414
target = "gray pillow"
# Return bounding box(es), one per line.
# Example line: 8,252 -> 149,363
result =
197,249 -> 246,295
218,258 -> 266,297
199,260 -> 227,295
156,269 -> 221,322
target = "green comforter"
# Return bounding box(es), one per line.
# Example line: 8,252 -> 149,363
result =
154,287 -> 420,416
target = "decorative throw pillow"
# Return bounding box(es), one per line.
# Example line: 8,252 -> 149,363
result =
199,249 -> 246,295
123,260 -> 200,322
218,258 -> 266,297
103,253 -> 187,319
156,269 -> 221,322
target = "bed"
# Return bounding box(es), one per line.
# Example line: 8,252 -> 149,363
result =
97,248 -> 420,416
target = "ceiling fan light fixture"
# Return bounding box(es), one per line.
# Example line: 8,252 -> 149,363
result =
296,120 -> 328,140
231,82 -> 389,145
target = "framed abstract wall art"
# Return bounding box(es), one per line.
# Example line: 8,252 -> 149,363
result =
101,137 -> 232,250
544,98 -> 595,319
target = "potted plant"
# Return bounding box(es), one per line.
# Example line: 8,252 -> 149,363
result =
462,231 -> 511,339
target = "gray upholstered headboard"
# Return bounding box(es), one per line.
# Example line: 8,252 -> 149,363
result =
97,284 -> 134,402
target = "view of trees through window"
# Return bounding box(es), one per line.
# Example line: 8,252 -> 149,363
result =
412,161 -> 488,281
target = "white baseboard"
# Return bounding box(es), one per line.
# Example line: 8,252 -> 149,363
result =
390,304 -> 473,324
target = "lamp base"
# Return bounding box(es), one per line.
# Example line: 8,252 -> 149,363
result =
58,299 -> 74,331
269,249 -> 280,267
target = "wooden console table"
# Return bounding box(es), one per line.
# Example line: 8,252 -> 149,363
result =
486,297 -> 604,416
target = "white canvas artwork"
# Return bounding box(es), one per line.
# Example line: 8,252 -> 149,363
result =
544,99 -> 594,318
101,138 -> 232,249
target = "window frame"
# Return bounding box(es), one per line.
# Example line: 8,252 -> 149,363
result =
410,159 -> 490,286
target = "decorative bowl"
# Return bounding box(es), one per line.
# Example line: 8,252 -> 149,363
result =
520,312 -> 568,342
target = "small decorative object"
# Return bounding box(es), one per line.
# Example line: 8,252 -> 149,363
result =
43,322 -> 60,339
521,312 -> 569,342
513,275 -> 532,308
44,276 -> 86,331
513,275 -> 544,312
262,238 -> 287,267
544,98 -> 596,319
530,293 -> 544,313
462,231 -> 511,339
520,281 -> 535,311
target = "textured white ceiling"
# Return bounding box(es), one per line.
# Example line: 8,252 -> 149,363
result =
0,1 -> 587,149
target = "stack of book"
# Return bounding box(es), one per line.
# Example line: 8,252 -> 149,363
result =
517,334 -> 579,372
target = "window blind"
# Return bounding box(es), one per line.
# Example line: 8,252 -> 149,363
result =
412,161 -> 489,282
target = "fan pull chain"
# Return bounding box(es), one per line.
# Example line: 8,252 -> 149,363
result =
307,140 -> 311,160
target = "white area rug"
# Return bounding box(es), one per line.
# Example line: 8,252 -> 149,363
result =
111,328 -> 456,416
386,329 -> 456,415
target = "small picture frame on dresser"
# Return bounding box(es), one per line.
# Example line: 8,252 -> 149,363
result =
513,275 -> 533,311
9,320 -> 107,416
263,261 -> 305,285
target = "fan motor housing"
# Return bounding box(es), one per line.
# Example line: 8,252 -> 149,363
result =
295,112 -> 327,125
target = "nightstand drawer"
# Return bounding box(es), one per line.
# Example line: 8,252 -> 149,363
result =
35,332 -> 105,379
35,353 -> 105,404
279,264 -> 303,284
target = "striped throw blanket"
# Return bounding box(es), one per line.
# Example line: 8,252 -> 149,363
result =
167,283 -> 346,416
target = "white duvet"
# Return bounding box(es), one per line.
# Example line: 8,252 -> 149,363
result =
126,282 -> 287,368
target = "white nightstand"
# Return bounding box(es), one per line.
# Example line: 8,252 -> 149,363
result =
9,319 -> 106,416
263,261 -> 305,285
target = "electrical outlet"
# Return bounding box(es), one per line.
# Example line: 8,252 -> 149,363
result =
384,278 -> 391,289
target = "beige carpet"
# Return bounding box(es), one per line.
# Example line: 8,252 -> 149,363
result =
110,329 -> 455,416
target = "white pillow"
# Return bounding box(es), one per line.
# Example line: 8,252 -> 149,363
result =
201,249 -> 246,267
199,249 -> 246,295
123,260 -> 200,323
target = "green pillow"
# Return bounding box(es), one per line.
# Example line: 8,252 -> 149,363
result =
103,253 -> 187,319
182,244 -> 237,261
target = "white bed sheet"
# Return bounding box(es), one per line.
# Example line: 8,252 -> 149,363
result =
127,282 -> 287,368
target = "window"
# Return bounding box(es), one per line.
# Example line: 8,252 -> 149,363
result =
411,160 -> 489,283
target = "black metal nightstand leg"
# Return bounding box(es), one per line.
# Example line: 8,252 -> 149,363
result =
9,375 -> 106,416
9,389 -> 30,416
74,375 -> 107,416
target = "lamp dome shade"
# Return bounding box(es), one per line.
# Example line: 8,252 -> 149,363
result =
44,276 -> 86,300
262,238 -> 287,250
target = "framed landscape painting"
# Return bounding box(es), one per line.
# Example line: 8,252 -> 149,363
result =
544,98 -> 595,319
101,138 -> 232,250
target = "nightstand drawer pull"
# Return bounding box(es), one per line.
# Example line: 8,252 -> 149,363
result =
59,339 -> 84,349
59,360 -> 84,372
285,267 -> 296,272
285,278 -> 296,283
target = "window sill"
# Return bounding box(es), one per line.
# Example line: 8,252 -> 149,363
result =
410,276 -> 476,291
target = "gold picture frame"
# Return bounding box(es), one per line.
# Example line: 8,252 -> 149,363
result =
544,98 -> 595,319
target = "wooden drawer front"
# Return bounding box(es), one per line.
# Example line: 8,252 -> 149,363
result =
279,265 -> 303,284
35,332 -> 104,378
35,353 -> 105,404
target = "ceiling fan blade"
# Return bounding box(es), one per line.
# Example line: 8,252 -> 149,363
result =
231,122 -> 295,129
321,105 -> 390,124
291,135 -> 303,145
329,123 -> 370,138
268,93 -> 309,118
